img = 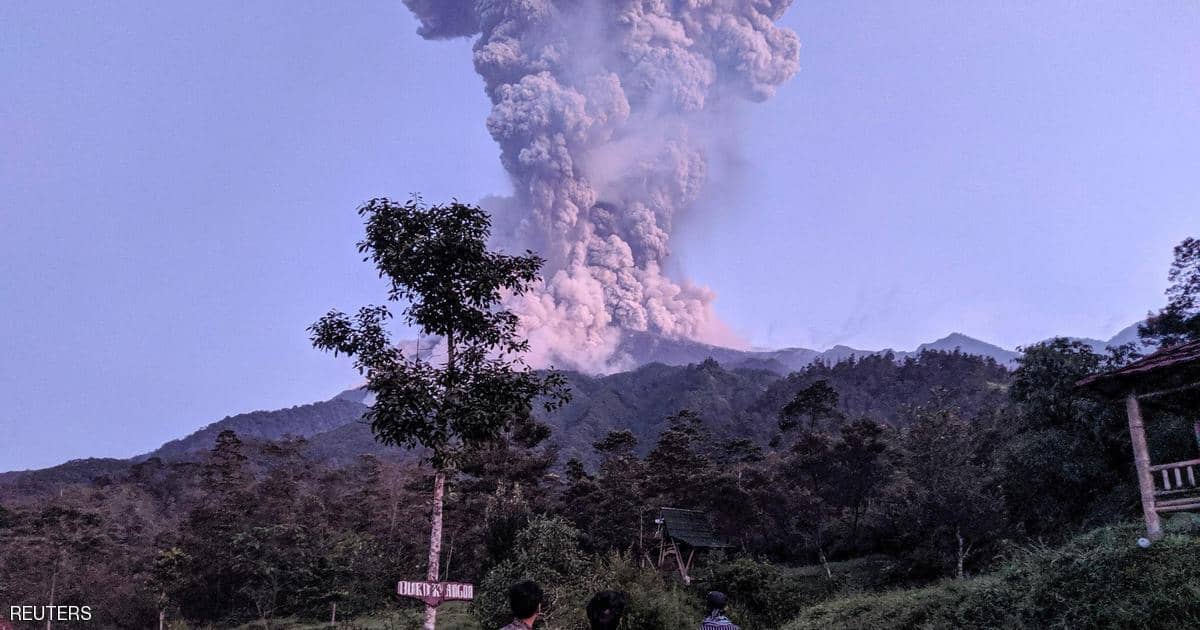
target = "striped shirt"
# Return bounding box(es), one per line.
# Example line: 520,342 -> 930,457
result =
700,613 -> 740,629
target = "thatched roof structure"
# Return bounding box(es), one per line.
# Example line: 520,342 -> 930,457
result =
658,508 -> 728,548
1078,340 -> 1200,401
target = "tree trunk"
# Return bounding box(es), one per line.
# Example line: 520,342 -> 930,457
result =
331,602 -> 337,627
389,482 -> 399,536
811,501 -> 832,580
421,329 -> 455,630
443,530 -> 455,581
423,470 -> 446,630
47,566 -> 56,630
638,507 -> 645,568
850,502 -> 863,549
158,609 -> 164,630
955,526 -> 965,580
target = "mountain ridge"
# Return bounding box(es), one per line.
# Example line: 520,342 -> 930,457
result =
0,325 -> 1145,480
615,330 -> 1028,373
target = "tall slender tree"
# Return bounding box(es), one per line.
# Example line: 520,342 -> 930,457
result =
309,197 -> 568,630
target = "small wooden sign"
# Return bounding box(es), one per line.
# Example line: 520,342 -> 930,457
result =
397,580 -> 474,607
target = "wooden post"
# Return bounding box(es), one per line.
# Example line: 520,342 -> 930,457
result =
423,470 -> 446,630
1126,394 -> 1163,540
672,541 -> 691,584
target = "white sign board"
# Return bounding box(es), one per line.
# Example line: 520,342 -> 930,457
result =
397,581 -> 474,607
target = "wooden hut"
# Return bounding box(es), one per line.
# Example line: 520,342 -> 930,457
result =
1078,340 -> 1200,539
654,507 -> 729,584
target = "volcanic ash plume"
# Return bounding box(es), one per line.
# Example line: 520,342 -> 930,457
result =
403,0 -> 800,370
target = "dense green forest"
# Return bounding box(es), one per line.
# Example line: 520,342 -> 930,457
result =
4,339 -> 1193,629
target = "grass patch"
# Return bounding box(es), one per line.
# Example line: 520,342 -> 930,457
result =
227,602 -> 478,629
784,521 -> 1200,630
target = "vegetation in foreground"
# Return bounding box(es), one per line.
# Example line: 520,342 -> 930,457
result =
784,516 -> 1200,630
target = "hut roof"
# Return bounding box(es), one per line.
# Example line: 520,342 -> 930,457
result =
659,508 -> 729,548
1077,340 -> 1200,397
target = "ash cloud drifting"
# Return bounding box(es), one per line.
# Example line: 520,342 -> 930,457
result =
403,0 -> 800,370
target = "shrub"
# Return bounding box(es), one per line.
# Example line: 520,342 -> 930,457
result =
473,516 -> 591,628
697,555 -> 839,629
475,518 -> 700,629
586,554 -> 699,630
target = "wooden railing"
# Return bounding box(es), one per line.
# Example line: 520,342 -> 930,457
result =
1151,458 -> 1200,513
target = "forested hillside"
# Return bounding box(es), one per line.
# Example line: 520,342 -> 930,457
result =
0,349 -> 1008,493
549,349 -> 1010,463
2,342 -> 1182,629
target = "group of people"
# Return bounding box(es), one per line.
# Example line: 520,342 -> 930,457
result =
499,581 -> 741,629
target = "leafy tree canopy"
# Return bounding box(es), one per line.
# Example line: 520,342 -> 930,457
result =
779,379 -> 843,433
309,197 -> 568,468
1140,236 -> 1200,347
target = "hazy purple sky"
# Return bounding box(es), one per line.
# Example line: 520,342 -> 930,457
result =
2,2 -> 1198,471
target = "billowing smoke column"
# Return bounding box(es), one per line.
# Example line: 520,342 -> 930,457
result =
404,0 -> 800,370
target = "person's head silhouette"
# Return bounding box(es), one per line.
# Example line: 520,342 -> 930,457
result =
586,590 -> 628,630
505,581 -> 543,628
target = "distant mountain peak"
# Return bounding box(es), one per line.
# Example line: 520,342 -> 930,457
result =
1044,321 -> 1155,356
613,329 -> 1026,374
